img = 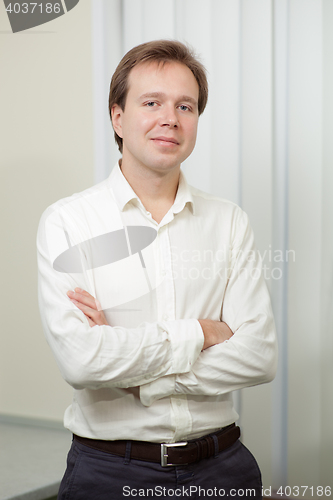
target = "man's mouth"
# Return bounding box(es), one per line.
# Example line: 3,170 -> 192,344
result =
151,136 -> 180,145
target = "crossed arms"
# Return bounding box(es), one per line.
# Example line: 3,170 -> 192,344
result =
37,204 -> 277,406
67,287 -> 234,350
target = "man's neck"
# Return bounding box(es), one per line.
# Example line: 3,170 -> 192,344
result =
119,158 -> 180,223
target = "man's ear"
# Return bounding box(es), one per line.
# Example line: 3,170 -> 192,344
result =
111,104 -> 123,138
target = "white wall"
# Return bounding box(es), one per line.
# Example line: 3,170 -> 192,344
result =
320,0 -> 333,485
288,0 -> 323,487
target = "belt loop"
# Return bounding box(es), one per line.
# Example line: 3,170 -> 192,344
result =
195,439 -> 203,462
202,437 -> 208,458
212,434 -> 219,458
124,441 -> 132,464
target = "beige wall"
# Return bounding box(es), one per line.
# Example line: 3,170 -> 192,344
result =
0,0 -> 94,422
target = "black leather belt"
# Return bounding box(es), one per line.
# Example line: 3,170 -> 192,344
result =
73,423 -> 240,467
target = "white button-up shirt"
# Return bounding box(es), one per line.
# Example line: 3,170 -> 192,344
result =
37,163 -> 277,443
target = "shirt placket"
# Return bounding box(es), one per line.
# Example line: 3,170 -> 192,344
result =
156,222 -> 193,441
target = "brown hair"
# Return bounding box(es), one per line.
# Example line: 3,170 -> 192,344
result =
109,39 -> 208,153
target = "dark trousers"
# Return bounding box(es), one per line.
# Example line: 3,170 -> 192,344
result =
58,437 -> 262,500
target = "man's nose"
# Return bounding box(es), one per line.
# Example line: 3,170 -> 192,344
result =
159,105 -> 179,127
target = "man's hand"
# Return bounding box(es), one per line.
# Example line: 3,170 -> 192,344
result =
67,288 -> 108,327
198,319 -> 234,350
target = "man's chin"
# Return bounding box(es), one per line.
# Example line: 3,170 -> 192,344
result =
146,161 -> 182,174
146,152 -> 193,172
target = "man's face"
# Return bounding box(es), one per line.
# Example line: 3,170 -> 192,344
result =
112,60 -> 199,175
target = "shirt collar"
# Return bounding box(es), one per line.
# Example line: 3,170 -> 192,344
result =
108,161 -> 195,216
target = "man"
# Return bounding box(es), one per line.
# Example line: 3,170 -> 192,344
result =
37,40 -> 277,499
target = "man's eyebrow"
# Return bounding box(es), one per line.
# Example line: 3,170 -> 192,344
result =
138,92 -> 198,107
178,95 -> 198,107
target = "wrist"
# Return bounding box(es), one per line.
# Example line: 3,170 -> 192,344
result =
198,319 -> 233,350
198,319 -> 214,350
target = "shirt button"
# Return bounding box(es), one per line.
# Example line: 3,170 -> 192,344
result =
161,269 -> 166,276
163,314 -> 169,321
177,400 -> 182,407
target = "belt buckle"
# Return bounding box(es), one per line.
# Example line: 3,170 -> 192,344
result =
160,441 -> 188,467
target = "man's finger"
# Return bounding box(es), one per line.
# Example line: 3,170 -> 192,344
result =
70,298 -> 95,317
67,289 -> 98,310
70,298 -> 107,326
74,287 -> 92,297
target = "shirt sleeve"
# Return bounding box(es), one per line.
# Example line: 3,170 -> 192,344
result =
37,206 -> 204,391
139,208 -> 278,406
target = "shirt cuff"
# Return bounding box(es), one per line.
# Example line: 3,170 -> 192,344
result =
166,319 -> 204,374
140,375 -> 176,407
139,319 -> 204,407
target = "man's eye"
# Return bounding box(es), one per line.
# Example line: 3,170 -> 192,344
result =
146,102 -> 156,107
179,105 -> 190,111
